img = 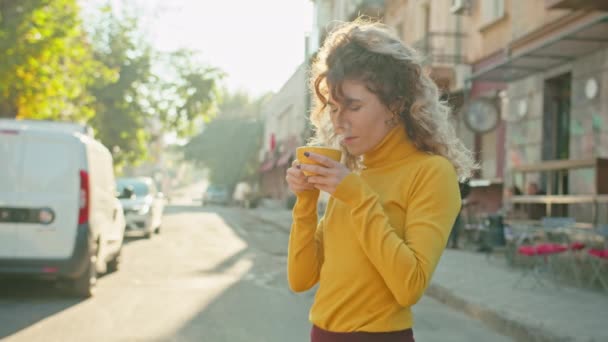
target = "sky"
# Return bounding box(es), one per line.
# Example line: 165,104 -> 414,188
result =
83,0 -> 314,97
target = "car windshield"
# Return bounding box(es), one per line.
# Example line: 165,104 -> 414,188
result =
117,179 -> 150,197
206,185 -> 227,194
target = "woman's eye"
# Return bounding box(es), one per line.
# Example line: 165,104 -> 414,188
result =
349,106 -> 361,111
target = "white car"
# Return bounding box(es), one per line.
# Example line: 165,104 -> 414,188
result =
0,119 -> 125,297
202,184 -> 230,206
117,177 -> 164,238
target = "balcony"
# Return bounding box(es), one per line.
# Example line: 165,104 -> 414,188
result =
413,31 -> 467,65
546,0 -> 608,10
507,158 -> 608,226
413,31 -> 469,91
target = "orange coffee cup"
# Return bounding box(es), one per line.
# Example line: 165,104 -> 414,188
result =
296,146 -> 342,176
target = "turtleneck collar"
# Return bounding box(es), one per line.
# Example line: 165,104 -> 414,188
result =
362,125 -> 419,169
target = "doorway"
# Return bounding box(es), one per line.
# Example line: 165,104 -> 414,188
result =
542,72 -> 572,216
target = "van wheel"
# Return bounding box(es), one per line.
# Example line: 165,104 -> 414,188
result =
154,225 -> 161,234
107,251 -> 121,273
69,254 -> 97,298
144,229 -> 153,239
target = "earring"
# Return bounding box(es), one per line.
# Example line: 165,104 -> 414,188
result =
385,113 -> 399,128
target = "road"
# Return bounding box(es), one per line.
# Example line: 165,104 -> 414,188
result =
0,194 -> 512,341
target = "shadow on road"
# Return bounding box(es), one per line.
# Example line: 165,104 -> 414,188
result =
164,204 -> 231,215
122,234 -> 148,245
121,205 -> 227,244
0,205 -> 300,341
157,207 -> 310,342
0,279 -> 84,339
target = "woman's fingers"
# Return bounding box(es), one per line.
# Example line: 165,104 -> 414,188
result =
299,164 -> 333,176
286,174 -> 308,188
286,167 -> 315,193
286,167 -> 308,180
304,152 -> 339,168
306,175 -> 332,185
287,183 -> 315,193
286,165 -> 303,175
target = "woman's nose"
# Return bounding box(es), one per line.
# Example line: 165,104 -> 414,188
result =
332,112 -> 346,134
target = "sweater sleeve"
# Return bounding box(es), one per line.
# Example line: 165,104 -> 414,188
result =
287,190 -> 325,292
332,157 -> 461,307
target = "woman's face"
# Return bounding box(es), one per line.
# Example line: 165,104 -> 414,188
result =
328,79 -> 395,156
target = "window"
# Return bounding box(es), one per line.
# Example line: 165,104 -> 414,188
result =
482,0 -> 505,26
116,180 -> 150,197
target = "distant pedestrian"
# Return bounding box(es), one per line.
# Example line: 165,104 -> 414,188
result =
448,180 -> 472,249
285,19 -> 475,342
233,181 -> 251,208
526,181 -> 546,219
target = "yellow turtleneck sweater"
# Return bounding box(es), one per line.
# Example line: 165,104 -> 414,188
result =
287,126 -> 461,333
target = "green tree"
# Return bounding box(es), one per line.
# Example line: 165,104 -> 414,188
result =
86,6 -> 222,169
184,118 -> 263,191
151,49 -> 223,137
0,0 -> 105,120
87,6 -> 154,168
183,92 -> 268,191
216,89 -> 268,119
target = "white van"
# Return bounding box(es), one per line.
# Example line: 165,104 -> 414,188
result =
0,119 -> 125,297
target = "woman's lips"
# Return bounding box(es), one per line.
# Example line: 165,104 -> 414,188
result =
343,137 -> 357,145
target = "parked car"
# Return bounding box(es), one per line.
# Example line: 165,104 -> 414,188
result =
232,182 -> 252,208
0,119 -> 125,297
117,177 -> 164,238
202,184 -> 230,206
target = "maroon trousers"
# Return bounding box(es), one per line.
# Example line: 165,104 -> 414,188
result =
311,325 -> 415,342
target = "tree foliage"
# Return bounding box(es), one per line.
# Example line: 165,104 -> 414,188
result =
151,49 -> 223,137
183,92 -> 269,190
0,1 -> 222,170
86,5 -> 223,168
0,0 -> 105,120
86,6 -> 154,168
184,118 -> 263,189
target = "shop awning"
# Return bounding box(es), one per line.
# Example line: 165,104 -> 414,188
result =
259,158 -> 276,173
276,150 -> 293,167
470,12 -> 608,82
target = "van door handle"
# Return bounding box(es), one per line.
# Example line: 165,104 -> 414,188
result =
113,208 -> 117,221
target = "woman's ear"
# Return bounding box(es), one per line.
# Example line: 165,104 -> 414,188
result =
388,97 -> 406,115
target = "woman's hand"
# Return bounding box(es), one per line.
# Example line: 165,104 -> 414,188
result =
299,152 -> 350,195
286,159 -> 317,195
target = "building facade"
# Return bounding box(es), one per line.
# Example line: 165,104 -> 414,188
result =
261,0 -> 608,225
258,63 -> 309,202
384,0 -> 503,215
466,1 -> 608,225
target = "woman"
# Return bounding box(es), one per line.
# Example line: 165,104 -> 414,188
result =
285,19 -> 476,341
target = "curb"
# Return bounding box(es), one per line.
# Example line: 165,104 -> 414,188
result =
425,283 -> 572,342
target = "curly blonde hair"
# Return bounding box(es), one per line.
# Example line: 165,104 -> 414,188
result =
308,19 -> 476,180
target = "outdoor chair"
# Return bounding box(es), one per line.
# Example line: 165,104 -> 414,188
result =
512,217 -> 576,289
538,217 -> 586,283
587,225 -> 608,292
475,214 -> 508,263
461,202 -> 483,250
511,223 -> 547,288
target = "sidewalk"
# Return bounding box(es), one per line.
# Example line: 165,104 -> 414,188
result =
244,207 -> 608,342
